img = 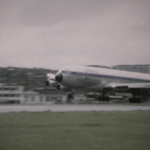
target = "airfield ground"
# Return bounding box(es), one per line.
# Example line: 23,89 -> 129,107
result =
0,100 -> 150,150
0,110 -> 150,150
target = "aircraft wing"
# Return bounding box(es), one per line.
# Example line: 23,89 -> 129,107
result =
47,73 -> 55,79
105,82 -> 150,89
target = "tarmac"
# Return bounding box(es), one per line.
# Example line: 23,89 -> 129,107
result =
0,103 -> 150,113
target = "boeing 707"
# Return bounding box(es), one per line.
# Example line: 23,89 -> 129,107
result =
46,65 -> 150,103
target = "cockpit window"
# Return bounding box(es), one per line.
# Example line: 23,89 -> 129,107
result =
62,70 -> 70,74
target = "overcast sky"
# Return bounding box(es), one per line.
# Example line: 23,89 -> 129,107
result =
0,0 -> 150,69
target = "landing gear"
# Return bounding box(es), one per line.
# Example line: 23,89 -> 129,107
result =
97,95 -> 109,102
97,90 -> 110,102
129,97 -> 146,103
129,89 -> 148,103
67,92 -> 74,102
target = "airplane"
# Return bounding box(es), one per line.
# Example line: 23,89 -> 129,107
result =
45,65 -> 150,103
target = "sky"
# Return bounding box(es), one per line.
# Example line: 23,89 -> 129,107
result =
0,0 -> 150,70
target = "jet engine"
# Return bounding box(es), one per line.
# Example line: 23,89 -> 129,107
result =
56,84 -> 70,91
45,79 -> 57,86
46,73 -> 70,91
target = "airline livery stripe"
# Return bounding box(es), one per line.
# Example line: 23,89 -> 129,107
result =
63,71 -> 150,82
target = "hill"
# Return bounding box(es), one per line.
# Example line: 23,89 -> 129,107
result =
0,67 -> 57,90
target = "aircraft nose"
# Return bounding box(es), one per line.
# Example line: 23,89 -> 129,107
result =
55,73 -> 63,82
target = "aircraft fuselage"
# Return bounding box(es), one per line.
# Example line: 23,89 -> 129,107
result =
56,65 -> 150,92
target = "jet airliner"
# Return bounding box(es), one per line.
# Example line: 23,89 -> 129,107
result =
46,65 -> 150,103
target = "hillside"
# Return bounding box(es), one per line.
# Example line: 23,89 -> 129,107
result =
0,67 -> 57,90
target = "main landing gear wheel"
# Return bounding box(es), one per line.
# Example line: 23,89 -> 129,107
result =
97,95 -> 109,102
67,92 -> 74,102
129,97 -> 146,103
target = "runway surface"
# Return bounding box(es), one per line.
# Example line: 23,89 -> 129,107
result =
0,104 -> 150,113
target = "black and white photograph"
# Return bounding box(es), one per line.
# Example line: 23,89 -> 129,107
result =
0,0 -> 150,150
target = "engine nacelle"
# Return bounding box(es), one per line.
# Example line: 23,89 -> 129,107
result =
45,73 -> 57,86
45,80 -> 57,86
56,84 -> 70,91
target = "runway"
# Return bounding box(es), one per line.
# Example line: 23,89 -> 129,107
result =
0,104 -> 150,113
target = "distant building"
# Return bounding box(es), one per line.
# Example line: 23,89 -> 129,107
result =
23,90 -> 67,104
0,84 -> 86,104
0,85 -> 24,104
112,64 -> 150,74
0,84 -> 64,104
